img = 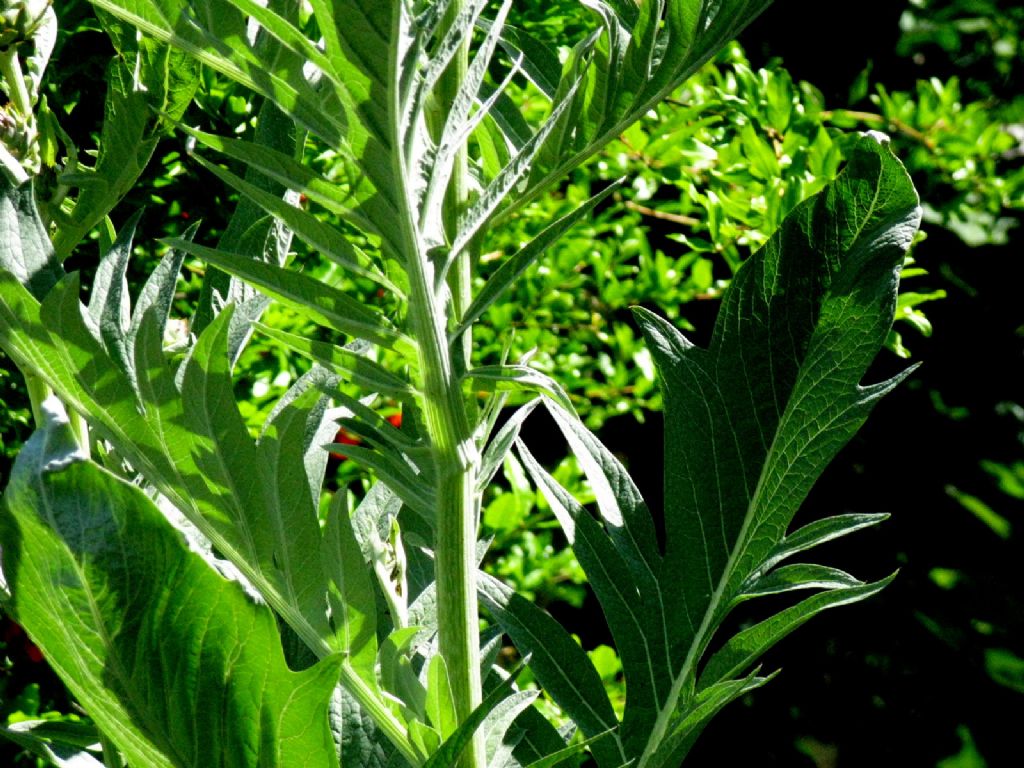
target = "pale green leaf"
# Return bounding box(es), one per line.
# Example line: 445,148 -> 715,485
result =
427,655 -> 460,739
0,274 -> 340,660
0,720 -> 104,768
0,406 -> 342,768
306,0 -> 393,157
333,443 -> 437,526
421,660 -> 530,768
324,491 -> 380,684
257,323 -> 417,401
477,573 -> 624,768
190,154 -> 403,295
478,400 -> 540,492
482,689 -> 539,768
379,626 -> 428,719
465,365 -> 574,415
485,20 -> 561,99
165,239 -> 411,351
0,177 -> 63,299
256,382 -> 334,624
87,210 -> 141,380
193,96 -> 300,336
450,74 -> 584,261
420,0 -> 514,240
90,0 -> 345,148
333,686 -> 406,768
127,226 -> 192,346
51,19 -> 199,260
179,124 -> 388,239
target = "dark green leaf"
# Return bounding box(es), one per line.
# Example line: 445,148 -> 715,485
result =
634,134 -> 920,662
762,513 -> 890,571
643,671 -> 773,768
697,576 -> 896,690
739,563 -> 863,600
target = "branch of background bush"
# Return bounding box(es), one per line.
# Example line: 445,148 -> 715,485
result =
821,109 -> 937,149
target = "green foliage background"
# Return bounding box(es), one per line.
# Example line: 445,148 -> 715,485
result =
0,0 -> 1021,765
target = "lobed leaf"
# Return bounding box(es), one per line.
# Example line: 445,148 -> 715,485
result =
500,133 -> 921,767
179,124 -> 388,240
738,563 -> 863,600
0,720 -> 104,768
697,575 -> 896,692
257,324 -> 417,401
91,0 -> 345,149
51,15 -> 199,260
421,661 -> 530,768
166,238 -> 413,352
760,512 -> 890,573
191,154 -> 403,295
324,491 -> 380,685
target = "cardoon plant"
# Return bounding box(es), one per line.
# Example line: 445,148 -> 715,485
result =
0,1 -> 920,766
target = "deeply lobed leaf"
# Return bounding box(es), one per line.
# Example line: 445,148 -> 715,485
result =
496,133 -> 921,767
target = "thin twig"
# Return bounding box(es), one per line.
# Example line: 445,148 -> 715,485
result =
820,109 -> 936,149
622,199 -> 701,227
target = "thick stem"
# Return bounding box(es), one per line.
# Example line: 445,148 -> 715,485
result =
405,260 -> 481,768
422,4 -> 483,765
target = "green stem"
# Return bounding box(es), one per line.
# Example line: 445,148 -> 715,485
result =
100,733 -> 125,768
0,47 -> 33,116
401,242 -> 481,767
437,20 -> 473,375
431,5 -> 485,767
25,374 -> 50,427
395,3 -> 484,765
341,662 -> 422,766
